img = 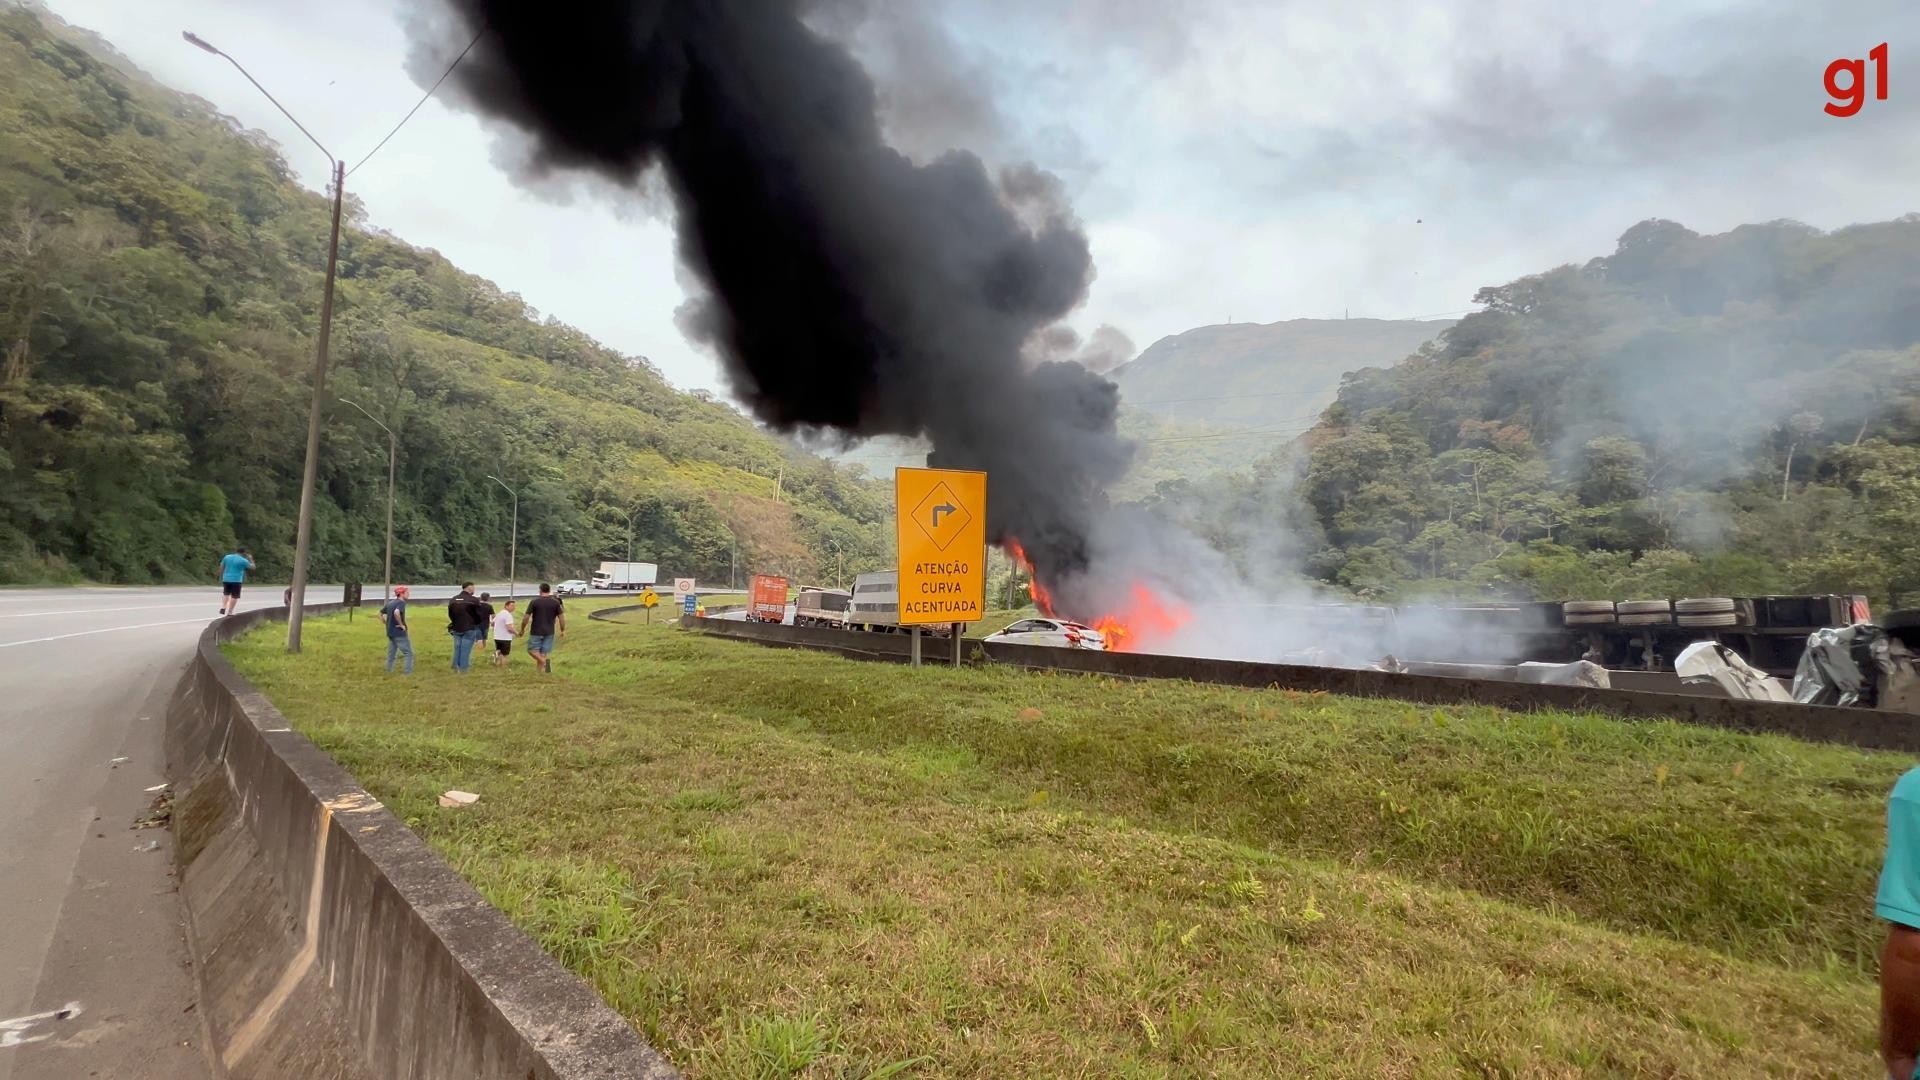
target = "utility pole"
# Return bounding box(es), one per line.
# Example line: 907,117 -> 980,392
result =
185,31 -> 341,653
486,475 -> 518,600
338,398 -> 396,602
625,504 -> 643,565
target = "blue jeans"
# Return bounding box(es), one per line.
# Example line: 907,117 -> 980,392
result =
451,628 -> 479,671
527,633 -> 556,657
386,635 -> 414,674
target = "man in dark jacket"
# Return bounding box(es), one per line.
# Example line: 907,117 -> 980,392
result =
447,582 -> 482,672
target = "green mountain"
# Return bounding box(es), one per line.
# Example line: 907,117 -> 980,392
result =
0,4 -> 888,585
1275,218 -> 1920,606
1102,318 -> 1450,498
1110,318 -> 1453,428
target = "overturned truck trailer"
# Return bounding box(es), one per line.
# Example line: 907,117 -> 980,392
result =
1305,594 -> 1871,677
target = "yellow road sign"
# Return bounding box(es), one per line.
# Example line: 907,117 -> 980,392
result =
895,466 -> 986,625
640,588 -> 659,608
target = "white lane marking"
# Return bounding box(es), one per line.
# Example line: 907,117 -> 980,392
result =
0,616 -> 215,649
0,602 -> 216,619
0,1001 -> 83,1047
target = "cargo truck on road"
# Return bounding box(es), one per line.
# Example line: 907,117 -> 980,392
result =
794,587 -> 851,628
748,574 -> 789,623
591,561 -> 657,591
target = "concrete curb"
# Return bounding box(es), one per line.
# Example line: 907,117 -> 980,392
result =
679,615 -> 1920,752
166,604 -> 681,1080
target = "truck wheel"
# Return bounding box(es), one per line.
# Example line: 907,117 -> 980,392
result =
1618,612 -> 1675,626
1676,612 -> 1739,628
1563,613 -> 1616,626
1674,597 -> 1736,614
1616,599 -> 1673,615
1563,600 -> 1615,615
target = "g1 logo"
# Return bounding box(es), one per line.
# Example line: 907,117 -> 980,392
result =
1826,42 -> 1888,117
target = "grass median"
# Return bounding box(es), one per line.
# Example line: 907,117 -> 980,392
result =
225,604 -> 1896,1077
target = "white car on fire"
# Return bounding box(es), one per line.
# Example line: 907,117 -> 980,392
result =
983,618 -> 1107,650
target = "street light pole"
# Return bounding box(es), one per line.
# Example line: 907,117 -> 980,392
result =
185,31 -> 341,654
338,398 -> 396,602
486,475 -> 518,600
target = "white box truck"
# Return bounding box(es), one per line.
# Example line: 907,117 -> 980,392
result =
591,561 -> 658,591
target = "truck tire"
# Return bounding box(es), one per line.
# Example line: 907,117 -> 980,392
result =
1618,612 -> 1675,627
1563,600 -> 1615,615
1616,599 -> 1673,615
1676,612 -> 1739,628
1563,613 -> 1616,626
1674,597 -> 1736,614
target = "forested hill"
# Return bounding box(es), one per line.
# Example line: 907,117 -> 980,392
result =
1297,218 -> 1920,606
0,6 -> 888,585
1110,318 -> 1451,428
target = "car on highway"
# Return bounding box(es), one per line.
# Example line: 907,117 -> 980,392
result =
983,618 -> 1107,650
555,579 -> 589,597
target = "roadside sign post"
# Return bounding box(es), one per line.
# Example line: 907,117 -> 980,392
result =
682,593 -> 697,618
895,467 -> 987,669
640,587 -> 659,624
344,581 -> 361,621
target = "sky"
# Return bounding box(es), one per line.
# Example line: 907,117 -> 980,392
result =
44,0 -> 1920,398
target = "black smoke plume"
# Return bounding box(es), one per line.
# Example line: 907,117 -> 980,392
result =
413,1 -> 1133,599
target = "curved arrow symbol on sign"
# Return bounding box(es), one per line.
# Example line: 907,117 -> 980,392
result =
931,503 -> 956,527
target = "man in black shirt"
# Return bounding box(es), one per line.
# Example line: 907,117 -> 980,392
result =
518,582 -> 566,674
447,582 -> 482,672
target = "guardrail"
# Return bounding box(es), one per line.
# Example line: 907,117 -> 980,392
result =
678,614 -> 1920,752
166,604 -> 679,1080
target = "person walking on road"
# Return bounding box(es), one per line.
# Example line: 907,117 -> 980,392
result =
491,599 -> 517,668
447,582 -> 483,673
218,547 -> 254,616
518,583 -> 566,674
380,585 -> 414,675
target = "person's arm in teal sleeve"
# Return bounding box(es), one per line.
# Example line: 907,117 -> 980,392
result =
1880,774 -> 1920,1079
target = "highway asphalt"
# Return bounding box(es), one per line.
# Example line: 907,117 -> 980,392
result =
0,582 -> 488,1079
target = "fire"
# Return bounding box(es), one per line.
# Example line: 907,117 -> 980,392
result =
1005,540 -> 1057,616
1002,541 -> 1191,653
1089,584 -> 1191,652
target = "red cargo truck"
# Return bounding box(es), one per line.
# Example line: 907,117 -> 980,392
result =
748,574 -> 788,623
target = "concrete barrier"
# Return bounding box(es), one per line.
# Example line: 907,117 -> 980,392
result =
166,605 -> 680,1080
680,615 -> 1920,752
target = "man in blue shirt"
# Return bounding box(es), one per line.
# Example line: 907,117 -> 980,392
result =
218,548 -> 254,617
380,585 -> 413,675
1879,767 -> 1920,1079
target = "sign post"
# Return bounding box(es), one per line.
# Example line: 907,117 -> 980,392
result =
640,587 -> 659,624
343,581 -> 362,621
672,578 -> 696,606
895,467 -> 987,668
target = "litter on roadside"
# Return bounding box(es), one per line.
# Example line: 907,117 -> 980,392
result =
438,790 -> 480,808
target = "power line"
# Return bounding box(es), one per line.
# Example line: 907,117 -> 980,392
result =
347,28 -> 483,178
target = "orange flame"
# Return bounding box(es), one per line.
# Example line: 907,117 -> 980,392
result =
1089,583 -> 1192,652
1002,541 -> 1191,652
1005,540 -> 1057,616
